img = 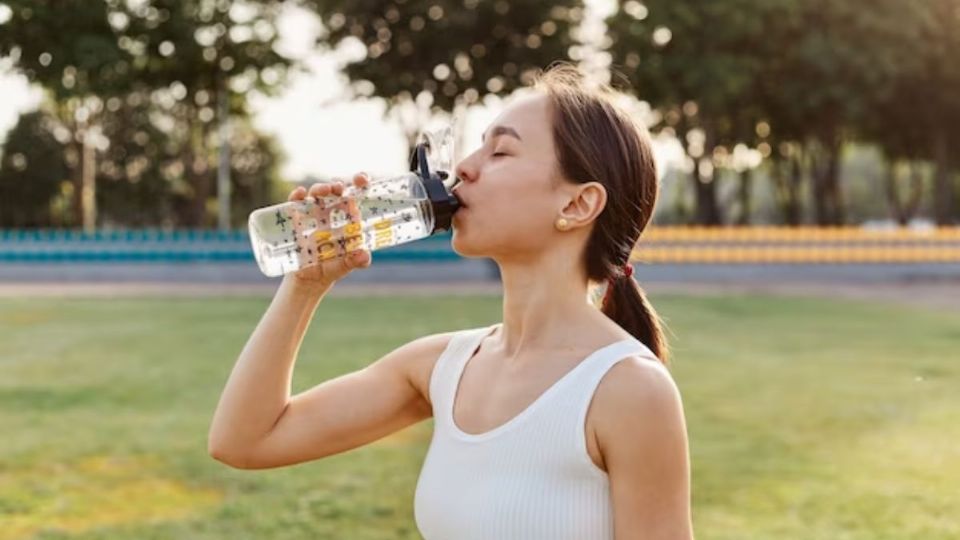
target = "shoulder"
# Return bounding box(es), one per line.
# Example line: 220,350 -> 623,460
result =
389,326 -> 484,408
597,353 -> 677,403
592,354 -> 685,451
592,355 -> 693,537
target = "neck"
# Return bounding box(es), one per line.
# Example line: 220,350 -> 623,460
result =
491,247 -> 603,360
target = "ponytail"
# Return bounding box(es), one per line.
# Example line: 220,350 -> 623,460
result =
534,64 -> 666,360
597,275 -> 669,365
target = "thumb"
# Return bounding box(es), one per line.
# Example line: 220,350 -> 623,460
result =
347,249 -> 370,269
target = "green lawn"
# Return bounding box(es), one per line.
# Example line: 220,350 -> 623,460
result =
1,292 -> 958,539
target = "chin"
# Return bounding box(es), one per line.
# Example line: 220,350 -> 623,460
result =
450,226 -> 485,258
450,229 -> 472,257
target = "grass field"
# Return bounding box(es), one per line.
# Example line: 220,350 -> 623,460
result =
1,291 -> 958,539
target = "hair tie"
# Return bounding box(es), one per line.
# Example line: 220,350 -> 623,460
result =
602,264 -> 631,304
606,264 -> 634,289
612,264 -> 633,281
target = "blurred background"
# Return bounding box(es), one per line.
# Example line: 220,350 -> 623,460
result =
1,1 -> 958,539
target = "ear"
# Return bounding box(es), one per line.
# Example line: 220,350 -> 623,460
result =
557,182 -> 607,228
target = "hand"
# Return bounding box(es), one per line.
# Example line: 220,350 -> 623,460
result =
284,172 -> 372,288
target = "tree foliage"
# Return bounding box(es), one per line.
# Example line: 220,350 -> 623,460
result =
0,0 -> 290,228
308,0 -> 585,148
606,0 -> 960,225
0,111 -> 67,227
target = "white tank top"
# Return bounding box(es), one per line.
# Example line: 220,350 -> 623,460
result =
414,323 -> 659,540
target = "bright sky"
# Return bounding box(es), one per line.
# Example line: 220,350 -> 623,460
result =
0,0 -> 684,183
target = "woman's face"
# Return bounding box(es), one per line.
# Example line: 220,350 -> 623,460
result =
451,92 -> 575,260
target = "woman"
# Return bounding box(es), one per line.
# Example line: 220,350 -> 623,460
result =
209,63 -> 693,539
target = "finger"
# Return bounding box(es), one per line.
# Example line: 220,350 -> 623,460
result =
321,247 -> 361,277
349,249 -> 370,268
353,172 -> 370,189
288,186 -> 306,202
345,186 -> 363,222
308,182 -> 329,199
331,181 -> 344,197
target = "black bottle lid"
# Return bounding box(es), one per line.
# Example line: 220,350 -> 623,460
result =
410,143 -> 462,234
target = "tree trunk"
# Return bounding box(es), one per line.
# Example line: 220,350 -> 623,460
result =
810,136 -> 844,226
788,152 -> 803,226
690,160 -> 722,225
693,124 -> 722,225
736,168 -> 752,225
672,167 -> 691,224
885,160 -> 924,226
933,130 -> 954,225
58,100 -> 84,229
826,140 -> 845,225
217,88 -> 232,231
771,155 -> 801,226
906,163 -> 924,223
885,160 -> 907,225
185,117 -> 211,228
810,144 -> 829,225
81,130 -> 97,233
69,139 -> 84,228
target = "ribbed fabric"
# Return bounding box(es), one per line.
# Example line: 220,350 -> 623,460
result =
414,323 -> 660,540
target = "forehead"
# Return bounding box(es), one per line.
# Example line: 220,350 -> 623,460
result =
483,92 -> 552,144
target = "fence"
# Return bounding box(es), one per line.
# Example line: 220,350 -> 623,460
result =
1,227 -> 959,265
632,227 -> 960,264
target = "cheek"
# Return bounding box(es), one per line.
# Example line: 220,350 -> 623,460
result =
452,160 -> 558,251
454,188 -> 554,246
452,210 -> 550,257
492,172 -> 557,228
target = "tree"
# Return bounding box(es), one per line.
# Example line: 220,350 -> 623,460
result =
94,90 -> 178,227
0,111 -> 68,227
224,116 -> 284,229
866,0 -> 960,225
0,0 -> 292,228
0,0 -> 131,229
606,0 -> 948,226
104,0 -> 291,227
757,0 -> 923,225
307,0 -> 586,155
606,0 -> 776,225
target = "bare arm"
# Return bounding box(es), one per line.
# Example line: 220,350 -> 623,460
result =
597,357 -> 694,540
207,274 -> 328,466
208,174 -> 451,469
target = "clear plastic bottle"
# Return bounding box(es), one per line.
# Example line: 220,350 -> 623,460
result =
247,128 -> 461,278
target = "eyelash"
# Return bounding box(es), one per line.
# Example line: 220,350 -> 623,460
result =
492,152 -> 507,158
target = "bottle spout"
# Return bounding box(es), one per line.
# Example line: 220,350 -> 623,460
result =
413,145 -> 461,234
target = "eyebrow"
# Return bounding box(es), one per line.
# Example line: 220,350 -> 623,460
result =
481,125 -> 523,143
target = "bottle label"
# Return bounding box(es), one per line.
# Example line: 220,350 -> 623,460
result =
344,222 -> 364,251
373,218 -> 394,248
310,230 -> 333,261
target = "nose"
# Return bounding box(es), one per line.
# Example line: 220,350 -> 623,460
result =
454,155 -> 477,184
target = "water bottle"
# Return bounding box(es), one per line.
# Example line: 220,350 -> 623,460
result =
247,127 -> 462,278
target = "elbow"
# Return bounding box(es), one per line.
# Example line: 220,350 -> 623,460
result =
207,439 -> 271,470
208,446 -> 255,470
208,438 -> 249,469
207,439 -> 237,467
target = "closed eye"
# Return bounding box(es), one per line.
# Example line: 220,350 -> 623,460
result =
492,152 -> 508,157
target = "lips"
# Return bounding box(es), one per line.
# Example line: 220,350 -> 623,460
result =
452,190 -> 468,209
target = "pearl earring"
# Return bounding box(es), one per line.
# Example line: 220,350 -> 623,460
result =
556,218 -> 569,231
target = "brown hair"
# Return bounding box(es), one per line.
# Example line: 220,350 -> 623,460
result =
533,63 -> 669,364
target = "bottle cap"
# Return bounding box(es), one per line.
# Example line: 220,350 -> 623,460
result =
411,140 -> 461,234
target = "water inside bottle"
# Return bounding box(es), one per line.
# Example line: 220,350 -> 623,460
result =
248,175 -> 435,277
